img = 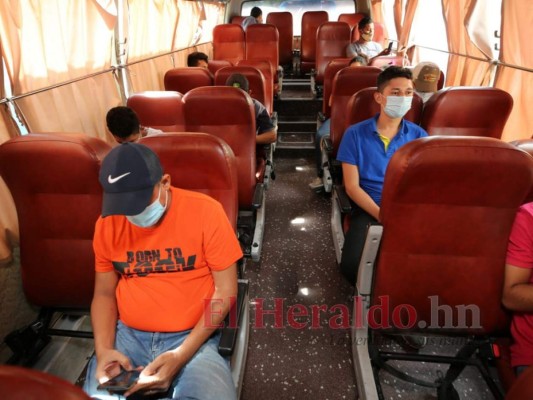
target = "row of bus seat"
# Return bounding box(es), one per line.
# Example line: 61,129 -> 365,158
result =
0,131 -> 252,398
213,23 -> 280,95
164,65 -> 274,116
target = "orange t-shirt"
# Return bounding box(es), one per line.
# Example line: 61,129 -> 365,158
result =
93,187 -> 243,332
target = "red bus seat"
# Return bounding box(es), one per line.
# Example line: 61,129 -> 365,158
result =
245,24 -> 279,93
208,59 -> 232,75
164,67 -> 213,94
231,16 -> 245,25
322,58 -> 351,119
337,12 -> 366,31
213,24 -> 245,65
237,59 -> 274,114
300,11 -> 328,74
127,91 -> 185,132
266,12 -> 293,66
315,22 -> 351,85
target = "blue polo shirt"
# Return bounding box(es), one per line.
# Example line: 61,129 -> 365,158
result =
337,114 -> 428,206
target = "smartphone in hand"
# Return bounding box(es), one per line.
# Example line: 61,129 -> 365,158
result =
387,41 -> 393,53
97,369 -> 140,394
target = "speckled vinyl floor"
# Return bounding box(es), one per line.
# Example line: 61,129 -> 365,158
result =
240,149 -> 503,400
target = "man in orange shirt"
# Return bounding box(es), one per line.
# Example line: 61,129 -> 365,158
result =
83,143 -> 242,399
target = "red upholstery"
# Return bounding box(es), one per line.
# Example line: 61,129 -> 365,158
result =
506,365 -> 533,399
0,365 -> 92,400
509,139 -> 533,203
182,87 -> 256,209
346,87 -> 424,129
266,11 -> 293,65
369,55 -> 408,68
237,59 -> 274,114
322,58 -> 351,118
245,24 -> 279,87
164,67 -> 213,94
127,91 -> 185,132
231,15 -> 245,25
315,22 -> 351,85
214,65 -> 271,115
208,59 -> 232,75
0,133 -> 110,308
140,133 -> 239,227
420,87 -> 514,138
213,24 -> 246,65
329,66 -> 382,156
337,13 -> 365,30
300,11 -> 328,74
494,337 -> 517,393
375,137 -> 533,335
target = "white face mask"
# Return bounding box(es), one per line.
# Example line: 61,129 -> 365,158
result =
383,96 -> 413,119
361,32 -> 374,41
127,185 -> 168,228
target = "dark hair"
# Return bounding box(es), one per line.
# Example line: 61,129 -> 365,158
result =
358,16 -> 373,30
106,106 -> 140,139
376,66 -> 413,92
226,73 -> 249,93
187,51 -> 208,67
349,56 -> 367,66
250,7 -> 262,18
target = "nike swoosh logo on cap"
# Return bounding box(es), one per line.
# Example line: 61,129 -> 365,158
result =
108,172 -> 131,184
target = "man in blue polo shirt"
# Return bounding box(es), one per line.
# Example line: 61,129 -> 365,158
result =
337,66 -> 428,285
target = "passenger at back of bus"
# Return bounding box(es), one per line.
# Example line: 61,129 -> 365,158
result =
309,56 -> 367,191
226,73 -> 277,145
412,61 -> 441,103
187,51 -> 209,69
241,7 -> 263,31
502,203 -> 533,376
106,106 -> 162,144
337,66 -> 428,284
83,143 -> 242,399
346,16 -> 391,64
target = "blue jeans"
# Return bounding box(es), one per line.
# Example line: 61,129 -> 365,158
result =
83,321 -> 236,400
315,119 -> 331,175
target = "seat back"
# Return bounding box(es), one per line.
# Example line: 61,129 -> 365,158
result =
509,139 -> 533,204
182,86 -> 256,209
245,24 -> 279,82
369,55 -> 408,68
237,59 -> 274,114
140,133 -> 239,227
506,366 -> 533,400
0,133 -> 110,308
346,88 -> 424,129
374,137 -> 533,335
231,15 -> 245,25
329,66 -> 382,156
127,91 -> 185,132
164,67 -> 213,94
214,66 -> 270,115
421,87 -> 513,138
315,22 -> 351,85
322,58 -> 351,118
300,11 -> 328,73
337,12 -> 365,30
266,11 -> 293,66
208,59 -> 233,75
0,366 -> 92,400
213,24 -> 246,65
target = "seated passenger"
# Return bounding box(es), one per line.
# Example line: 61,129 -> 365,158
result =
412,61 -> 441,103
226,73 -> 277,145
346,16 -> 390,64
83,143 -> 242,399
241,7 -> 263,31
106,106 -> 162,144
187,51 -> 209,69
337,66 -> 428,284
309,56 -> 367,191
502,202 -> 533,376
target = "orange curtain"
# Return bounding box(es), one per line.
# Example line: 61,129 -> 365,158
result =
494,0 -> 533,141
441,0 -> 494,86
397,0 -> 419,51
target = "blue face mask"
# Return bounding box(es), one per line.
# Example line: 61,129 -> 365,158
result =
127,185 -> 168,228
384,96 -> 413,119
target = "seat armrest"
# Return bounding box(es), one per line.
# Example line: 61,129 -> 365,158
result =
218,280 -> 249,356
252,183 -> 265,209
334,185 -> 352,214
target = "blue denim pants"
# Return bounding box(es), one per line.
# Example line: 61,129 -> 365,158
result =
83,321 -> 236,400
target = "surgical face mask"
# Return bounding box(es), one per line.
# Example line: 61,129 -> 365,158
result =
127,185 -> 168,228
383,96 -> 413,119
361,32 -> 374,41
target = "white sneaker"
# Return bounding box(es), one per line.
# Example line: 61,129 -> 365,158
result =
308,177 -> 324,190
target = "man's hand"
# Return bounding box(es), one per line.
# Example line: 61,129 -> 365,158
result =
124,349 -> 185,397
95,349 -> 135,384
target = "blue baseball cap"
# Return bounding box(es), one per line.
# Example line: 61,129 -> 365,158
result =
99,143 -> 163,216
